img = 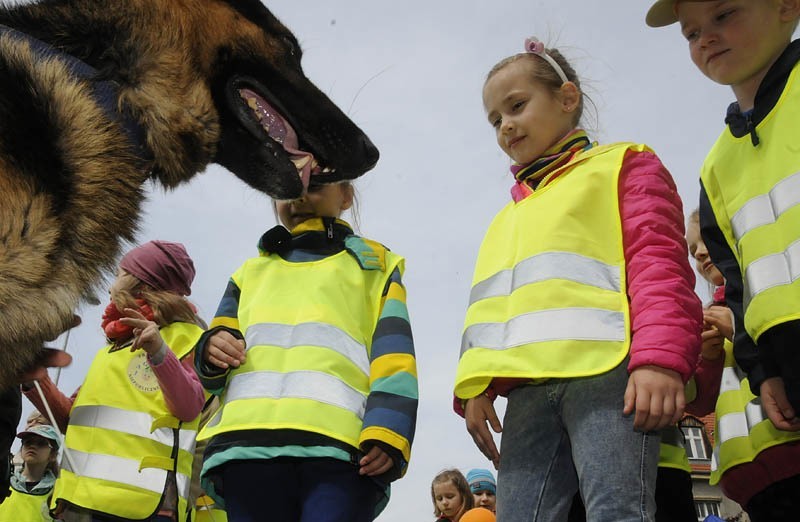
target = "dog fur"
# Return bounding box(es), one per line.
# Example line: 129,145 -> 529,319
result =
0,0 -> 379,387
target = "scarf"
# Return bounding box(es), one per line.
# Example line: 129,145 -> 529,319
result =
101,299 -> 154,344
509,129 -> 592,202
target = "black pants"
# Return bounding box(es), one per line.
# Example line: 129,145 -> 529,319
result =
746,473 -> 800,522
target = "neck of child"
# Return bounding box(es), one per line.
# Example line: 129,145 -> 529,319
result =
732,48 -> 787,112
22,461 -> 47,482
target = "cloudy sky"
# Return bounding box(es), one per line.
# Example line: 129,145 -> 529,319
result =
17,1 -> 736,520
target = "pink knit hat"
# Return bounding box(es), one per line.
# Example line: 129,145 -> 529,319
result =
119,240 -> 195,296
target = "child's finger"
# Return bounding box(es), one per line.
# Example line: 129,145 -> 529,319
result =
623,377 -> 635,416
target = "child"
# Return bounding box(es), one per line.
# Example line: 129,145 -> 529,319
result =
194,181 -> 418,521
0,424 -> 59,520
23,240 -> 206,521
466,468 -> 496,513
454,37 -> 702,521
432,469 -> 474,522
646,0 -> 800,432
685,210 -> 800,521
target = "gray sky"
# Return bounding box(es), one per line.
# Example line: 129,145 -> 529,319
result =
18,1 -> 733,520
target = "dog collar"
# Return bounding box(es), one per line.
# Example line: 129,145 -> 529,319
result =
0,24 -> 152,165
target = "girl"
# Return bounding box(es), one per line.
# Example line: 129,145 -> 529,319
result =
431,469 -> 474,522
686,210 -> 800,522
454,37 -> 702,521
194,181 -> 418,522
0,424 -> 59,520
23,240 -> 206,521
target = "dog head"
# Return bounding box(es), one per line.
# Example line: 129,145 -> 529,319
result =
16,0 -> 380,200
202,0 -> 380,199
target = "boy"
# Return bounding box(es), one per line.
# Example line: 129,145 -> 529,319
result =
647,0 -> 800,433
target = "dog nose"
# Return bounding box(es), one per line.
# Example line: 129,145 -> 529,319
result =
358,134 -> 380,170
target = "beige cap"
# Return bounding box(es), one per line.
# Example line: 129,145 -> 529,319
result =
646,0 -> 711,28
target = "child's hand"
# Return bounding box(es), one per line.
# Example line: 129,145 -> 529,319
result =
120,308 -> 163,355
624,365 -> 685,432
358,445 -> 394,476
465,394 -> 502,469
760,377 -> 800,432
205,330 -> 246,369
703,305 -> 733,342
700,328 -> 725,361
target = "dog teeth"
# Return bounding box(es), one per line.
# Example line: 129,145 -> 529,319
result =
291,156 -> 311,169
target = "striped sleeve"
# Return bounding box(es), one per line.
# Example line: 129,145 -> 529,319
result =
194,278 -> 242,393
359,266 -> 418,476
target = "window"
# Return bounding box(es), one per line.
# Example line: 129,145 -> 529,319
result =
683,426 -> 709,460
695,499 -> 721,521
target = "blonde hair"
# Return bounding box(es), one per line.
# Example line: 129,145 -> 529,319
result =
431,468 -> 474,517
113,279 -> 199,327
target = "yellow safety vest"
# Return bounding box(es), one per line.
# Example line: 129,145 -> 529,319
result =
700,63 -> 800,341
455,143 -> 642,398
710,340 -> 800,484
0,488 -> 53,521
197,245 -> 403,453
658,424 -> 692,473
192,495 -> 228,522
52,322 -> 203,520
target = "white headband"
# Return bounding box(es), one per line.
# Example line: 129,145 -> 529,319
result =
524,37 -> 569,85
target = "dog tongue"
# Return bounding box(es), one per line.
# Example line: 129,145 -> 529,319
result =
240,88 -> 319,190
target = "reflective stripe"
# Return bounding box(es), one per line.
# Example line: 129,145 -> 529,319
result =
716,412 -> 750,444
745,239 -> 800,300
469,251 -> 621,304
731,171 -> 800,241
226,370 -> 366,418
245,322 -> 369,376
716,401 -> 768,444
719,367 -> 742,394
461,308 -> 625,355
61,448 -> 188,496
69,405 -> 195,453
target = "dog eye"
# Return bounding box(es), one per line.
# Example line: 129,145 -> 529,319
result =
282,36 -> 301,59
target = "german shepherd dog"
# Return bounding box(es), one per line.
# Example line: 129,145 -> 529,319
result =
0,0 -> 379,388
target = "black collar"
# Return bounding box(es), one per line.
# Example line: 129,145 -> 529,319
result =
0,24 -> 152,165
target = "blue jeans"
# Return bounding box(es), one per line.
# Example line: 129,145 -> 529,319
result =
221,458 -> 382,522
496,360 -> 659,522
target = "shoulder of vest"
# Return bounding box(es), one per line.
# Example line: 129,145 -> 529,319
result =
344,235 -> 390,271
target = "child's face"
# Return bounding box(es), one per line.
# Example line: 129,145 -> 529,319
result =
434,480 -> 464,519
686,218 -> 724,286
472,489 -> 496,511
20,436 -> 54,467
678,1 -> 796,92
483,60 -> 576,165
274,182 -> 353,231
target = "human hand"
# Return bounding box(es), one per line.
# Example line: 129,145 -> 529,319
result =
358,445 -> 394,476
624,365 -> 685,432
760,377 -> 800,431
700,328 -> 725,361
18,348 -> 73,384
18,314 -> 79,383
204,330 -> 246,369
465,394 -> 502,469
704,306 -> 733,342
120,308 -> 163,355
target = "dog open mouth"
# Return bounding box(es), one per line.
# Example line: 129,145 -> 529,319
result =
238,87 -> 334,192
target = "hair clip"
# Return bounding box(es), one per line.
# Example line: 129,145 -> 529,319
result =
524,37 -> 569,85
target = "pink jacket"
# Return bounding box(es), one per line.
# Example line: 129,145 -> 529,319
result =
456,148 -> 702,407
